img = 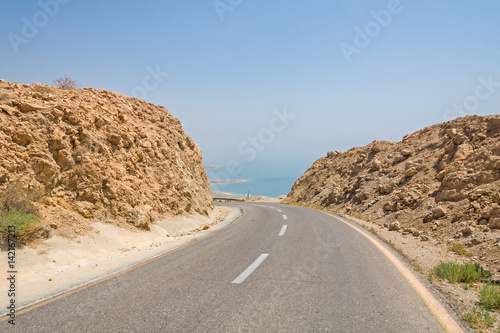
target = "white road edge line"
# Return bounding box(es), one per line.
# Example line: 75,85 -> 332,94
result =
277,209 -> 282,212
282,215 -> 288,220
278,225 -> 288,236
232,254 -> 269,284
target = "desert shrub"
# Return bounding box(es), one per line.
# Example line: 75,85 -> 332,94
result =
463,307 -> 496,330
52,75 -> 79,89
448,243 -> 473,257
362,224 -> 378,235
0,183 -> 44,246
0,183 -> 40,216
431,262 -> 492,283
480,284 -> 500,309
0,209 -> 41,245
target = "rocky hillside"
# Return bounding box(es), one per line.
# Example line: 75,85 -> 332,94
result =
286,115 -> 500,269
0,79 -> 213,234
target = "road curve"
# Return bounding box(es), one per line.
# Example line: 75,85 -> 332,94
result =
1,203 -> 464,332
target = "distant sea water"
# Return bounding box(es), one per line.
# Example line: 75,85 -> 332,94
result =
205,166 -> 301,198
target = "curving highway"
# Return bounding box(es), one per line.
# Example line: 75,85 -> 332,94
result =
1,203 -> 465,332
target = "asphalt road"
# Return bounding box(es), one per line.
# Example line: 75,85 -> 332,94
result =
2,203 -> 457,332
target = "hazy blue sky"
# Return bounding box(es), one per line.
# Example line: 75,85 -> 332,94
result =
1,1 -> 499,194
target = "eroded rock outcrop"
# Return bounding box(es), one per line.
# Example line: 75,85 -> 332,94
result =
0,79 -> 213,232
286,115 -> 500,269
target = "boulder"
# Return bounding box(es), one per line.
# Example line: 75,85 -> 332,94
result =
19,102 -> 44,112
378,181 -> 395,194
432,206 -> 446,218
400,148 -> 412,156
370,159 -> 381,171
488,217 -> 500,229
404,167 -> 418,177
388,221 -> 401,231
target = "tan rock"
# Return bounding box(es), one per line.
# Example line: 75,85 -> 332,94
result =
371,143 -> 383,153
432,206 -> 446,218
384,201 -> 398,212
388,221 -> 400,231
356,154 -> 366,163
400,148 -> 412,156
478,218 -> 488,225
489,217 -> 500,229
462,226 -> 474,235
436,170 -> 447,180
12,131 -> 32,146
369,159 -> 381,171
19,102 -> 44,112
486,156 -> 500,170
393,153 -> 404,164
423,214 -> 433,223
453,133 -> 467,145
454,143 -> 473,160
107,133 -> 122,146
404,167 -> 418,177
0,104 -> 18,116
378,181 -> 395,194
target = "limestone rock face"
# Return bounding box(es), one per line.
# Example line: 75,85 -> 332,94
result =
285,115 -> 500,270
0,80 -> 213,231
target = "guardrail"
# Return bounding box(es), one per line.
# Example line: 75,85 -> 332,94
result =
212,197 -> 245,202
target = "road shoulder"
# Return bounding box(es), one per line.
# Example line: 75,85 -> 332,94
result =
0,206 -> 242,316
316,208 -> 469,333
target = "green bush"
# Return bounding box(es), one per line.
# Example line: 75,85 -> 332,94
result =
0,183 -> 44,246
0,209 -> 41,245
480,284 -> 500,310
463,307 -> 496,330
431,262 -> 492,283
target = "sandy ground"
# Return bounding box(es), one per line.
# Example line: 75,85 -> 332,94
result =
0,206 -> 242,315
246,195 -> 286,203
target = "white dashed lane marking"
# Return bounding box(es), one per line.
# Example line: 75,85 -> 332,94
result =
278,225 -> 287,236
232,254 -> 269,284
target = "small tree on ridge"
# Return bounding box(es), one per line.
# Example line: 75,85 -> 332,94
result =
52,75 -> 79,89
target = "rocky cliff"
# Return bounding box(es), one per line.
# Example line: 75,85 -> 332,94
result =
0,79 -> 213,233
286,115 -> 500,267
